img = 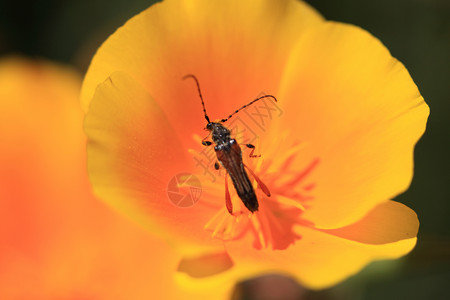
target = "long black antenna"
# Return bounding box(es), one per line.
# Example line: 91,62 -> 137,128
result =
220,94 -> 278,123
183,74 -> 210,123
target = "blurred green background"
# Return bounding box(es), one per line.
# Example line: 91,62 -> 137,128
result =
1,0 -> 448,299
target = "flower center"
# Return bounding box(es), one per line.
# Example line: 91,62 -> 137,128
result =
191,134 -> 319,250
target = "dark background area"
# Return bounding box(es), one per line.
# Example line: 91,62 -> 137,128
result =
1,0 -> 449,299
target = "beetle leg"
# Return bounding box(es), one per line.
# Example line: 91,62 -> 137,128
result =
202,132 -> 212,146
244,144 -> 261,158
225,172 -> 233,214
245,164 -> 271,197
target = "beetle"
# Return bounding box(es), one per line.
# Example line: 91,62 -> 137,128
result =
183,74 -> 277,214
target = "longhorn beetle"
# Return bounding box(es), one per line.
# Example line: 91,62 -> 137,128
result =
183,74 -> 277,214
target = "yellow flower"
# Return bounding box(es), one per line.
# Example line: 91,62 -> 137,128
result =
82,0 -> 429,288
0,57 -> 232,299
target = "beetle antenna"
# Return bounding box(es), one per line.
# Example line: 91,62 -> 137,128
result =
221,94 -> 278,123
183,74 -> 210,123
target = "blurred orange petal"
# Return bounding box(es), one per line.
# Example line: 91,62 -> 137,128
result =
0,57 -> 232,299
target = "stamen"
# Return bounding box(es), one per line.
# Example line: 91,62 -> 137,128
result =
212,214 -> 229,238
283,158 -> 320,188
276,195 -> 306,211
192,134 -> 203,144
204,208 -> 225,232
187,149 -> 198,156
271,142 -> 305,172
261,207 -> 283,237
250,216 -> 267,249
303,182 -> 316,191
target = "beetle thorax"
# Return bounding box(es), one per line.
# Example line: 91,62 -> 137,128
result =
208,122 -> 231,145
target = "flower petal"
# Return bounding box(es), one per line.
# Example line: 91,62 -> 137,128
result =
321,200 -> 419,244
84,71 -> 224,252
225,200 -> 418,289
81,0 -> 324,152
276,22 -> 429,228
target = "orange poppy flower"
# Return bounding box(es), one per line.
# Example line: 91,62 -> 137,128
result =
81,0 -> 429,288
0,57 -> 233,299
